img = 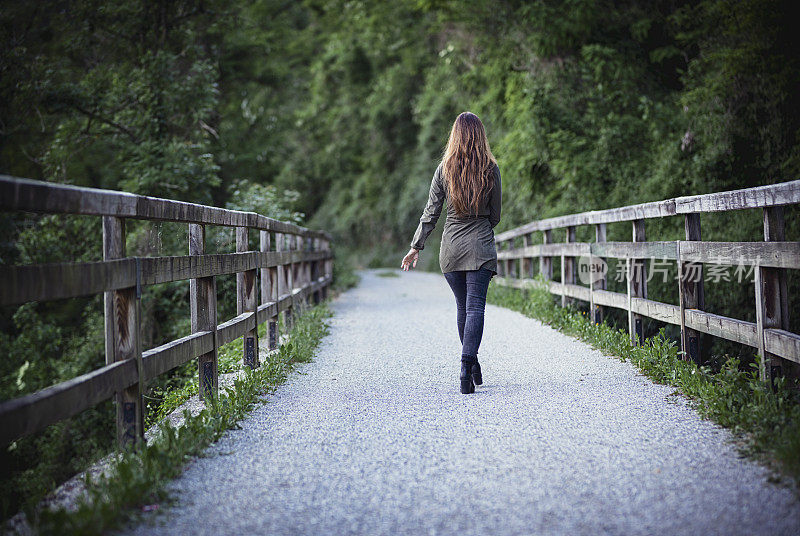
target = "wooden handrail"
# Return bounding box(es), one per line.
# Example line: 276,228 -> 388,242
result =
495,179 -> 800,241
0,177 -> 334,447
0,175 -> 331,240
494,180 -> 800,386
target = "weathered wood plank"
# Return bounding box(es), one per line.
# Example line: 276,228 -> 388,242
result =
216,312 -> 257,348
494,180 -> 799,243
684,309 -> 758,347
261,231 -> 280,352
591,223 -> 607,324
0,359 -> 138,445
189,224 -> 218,401
592,289 -> 628,310
493,276 -> 538,290
0,249 -> 333,306
764,207 -> 790,331
628,219 -> 647,345
497,242 -> 591,259
521,234 -> 533,280
562,226 -> 576,307
256,301 -> 279,326
103,216 -> 144,448
678,241 -> 800,269
675,180 -> 800,214
0,259 -> 135,305
237,227 -> 259,369
589,241 -> 678,260
764,329 -> 800,365
0,175 -> 329,239
630,298 -> 680,325
540,230 -> 552,280
754,206 -> 790,384
142,330 -> 214,381
551,281 -> 590,302
495,199 -> 676,241
679,213 -> 705,364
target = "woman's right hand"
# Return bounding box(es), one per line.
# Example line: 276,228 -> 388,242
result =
401,248 -> 419,271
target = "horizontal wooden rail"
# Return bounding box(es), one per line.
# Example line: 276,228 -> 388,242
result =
0,177 -> 334,447
0,250 -> 333,305
0,175 -> 331,240
495,179 -> 800,241
494,180 -> 800,385
0,359 -> 139,445
496,240 -> 800,268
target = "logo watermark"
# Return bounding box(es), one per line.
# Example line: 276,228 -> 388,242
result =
578,256 -> 608,286
572,256 -> 757,285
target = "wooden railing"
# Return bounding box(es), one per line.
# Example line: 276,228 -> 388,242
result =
0,176 -> 333,447
493,180 -> 800,385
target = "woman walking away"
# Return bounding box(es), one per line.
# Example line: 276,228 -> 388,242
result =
401,112 -> 501,394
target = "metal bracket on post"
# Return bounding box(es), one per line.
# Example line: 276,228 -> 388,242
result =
269,322 -> 277,350
135,256 -> 142,299
245,336 -> 256,369
123,402 -> 136,446
202,361 -> 214,400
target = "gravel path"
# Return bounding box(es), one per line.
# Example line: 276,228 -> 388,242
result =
120,269 -> 800,536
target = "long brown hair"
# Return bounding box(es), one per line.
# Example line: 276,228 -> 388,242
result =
442,112 -> 497,216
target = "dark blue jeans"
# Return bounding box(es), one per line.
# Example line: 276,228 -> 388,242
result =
443,268 -> 494,358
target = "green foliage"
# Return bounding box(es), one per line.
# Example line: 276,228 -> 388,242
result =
487,277 -> 800,486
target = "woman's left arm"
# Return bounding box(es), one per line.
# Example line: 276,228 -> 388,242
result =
403,166 -> 445,270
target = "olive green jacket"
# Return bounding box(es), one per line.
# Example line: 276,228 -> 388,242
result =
410,162 -> 502,273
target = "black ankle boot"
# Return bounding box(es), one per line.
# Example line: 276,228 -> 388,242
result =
471,358 -> 482,386
460,355 -> 475,394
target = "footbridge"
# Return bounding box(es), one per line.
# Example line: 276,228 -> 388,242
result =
1,176 -> 799,535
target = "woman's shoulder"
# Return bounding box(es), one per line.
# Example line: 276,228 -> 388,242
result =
434,161 -> 445,184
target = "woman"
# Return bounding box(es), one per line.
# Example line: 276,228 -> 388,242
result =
401,111 -> 501,394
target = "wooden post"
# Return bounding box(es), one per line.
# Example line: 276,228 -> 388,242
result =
756,207 -> 789,385
312,237 -> 321,304
496,242 -> 503,277
322,238 -> 330,300
592,223 -> 607,324
103,216 -> 144,448
237,227 -> 259,368
628,219 -> 647,344
562,226 -> 575,307
679,213 -> 704,363
285,233 -> 295,330
522,233 -> 533,280
260,230 -> 279,353
297,234 -> 306,306
540,229 -> 552,280
506,241 -> 512,278
190,224 -> 218,401
306,236 -> 313,292
276,233 -> 290,331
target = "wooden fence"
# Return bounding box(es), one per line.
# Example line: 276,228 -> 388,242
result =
493,180 -> 800,385
0,176 -> 333,447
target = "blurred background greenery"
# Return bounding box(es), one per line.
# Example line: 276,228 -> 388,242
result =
1,0 -> 799,519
